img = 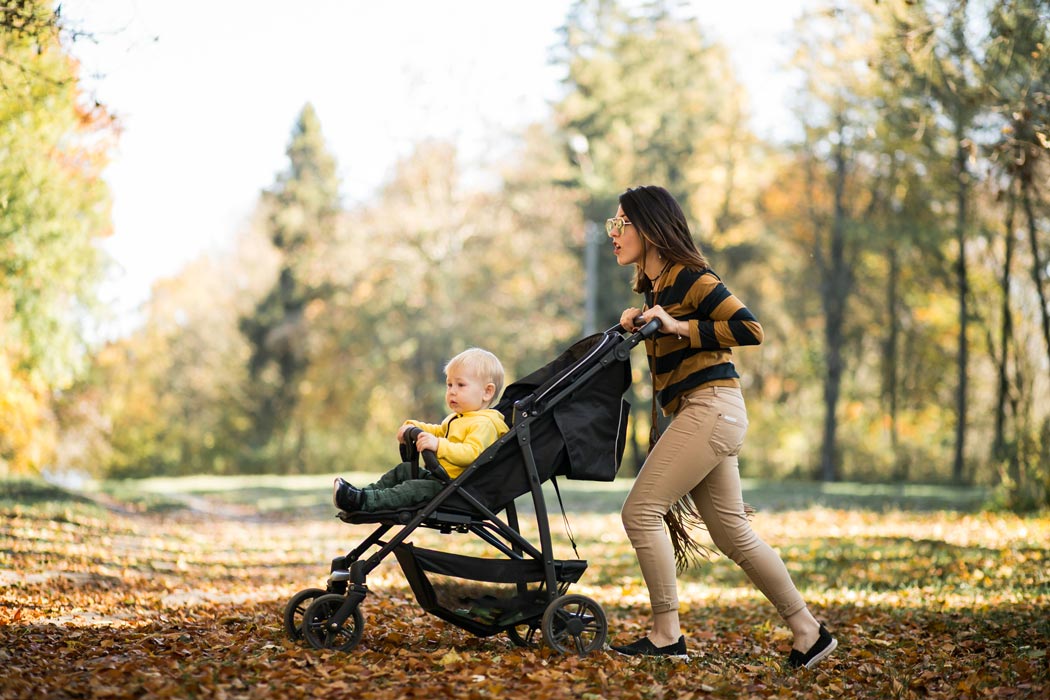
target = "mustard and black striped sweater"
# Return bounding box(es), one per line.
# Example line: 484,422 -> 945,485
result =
644,264 -> 763,415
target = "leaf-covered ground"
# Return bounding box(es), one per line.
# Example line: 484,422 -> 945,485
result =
1,476 -> 1047,699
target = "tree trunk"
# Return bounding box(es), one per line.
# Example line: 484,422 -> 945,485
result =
820,118 -> 850,483
952,125 -> 970,484
993,186 -> 1016,462
1022,182 -> 1050,368
293,421 -> 306,474
884,246 -> 903,478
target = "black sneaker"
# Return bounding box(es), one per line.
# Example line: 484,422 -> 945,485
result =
786,624 -> 837,669
332,478 -> 364,512
610,635 -> 687,658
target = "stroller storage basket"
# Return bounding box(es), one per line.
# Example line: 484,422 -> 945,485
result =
394,543 -> 586,637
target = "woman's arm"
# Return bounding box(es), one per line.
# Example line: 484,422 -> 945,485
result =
681,273 -> 763,349
629,272 -> 763,349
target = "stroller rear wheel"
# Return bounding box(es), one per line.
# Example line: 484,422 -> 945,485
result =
506,621 -> 541,648
283,588 -> 327,642
541,594 -> 607,656
302,593 -> 365,652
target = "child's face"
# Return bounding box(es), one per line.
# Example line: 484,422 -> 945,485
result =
445,369 -> 494,414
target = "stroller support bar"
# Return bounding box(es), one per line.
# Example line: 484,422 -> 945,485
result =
516,420 -> 560,598
324,585 -> 367,629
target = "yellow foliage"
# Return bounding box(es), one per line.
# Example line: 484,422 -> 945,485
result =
0,353 -> 54,475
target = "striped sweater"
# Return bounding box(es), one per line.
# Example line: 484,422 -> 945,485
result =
644,264 -> 763,415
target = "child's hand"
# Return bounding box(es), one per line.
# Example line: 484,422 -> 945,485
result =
416,433 -> 439,453
396,424 -> 410,442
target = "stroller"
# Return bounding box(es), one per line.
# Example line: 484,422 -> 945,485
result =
283,320 -> 660,656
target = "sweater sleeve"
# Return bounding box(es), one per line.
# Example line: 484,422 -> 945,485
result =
682,274 -> 763,349
403,419 -> 444,438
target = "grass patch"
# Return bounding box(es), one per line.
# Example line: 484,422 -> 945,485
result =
0,477 -> 92,506
0,477 -> 109,520
738,478 -> 991,512
2,472 -> 994,517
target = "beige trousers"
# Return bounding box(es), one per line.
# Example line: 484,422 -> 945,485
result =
621,385 -> 807,618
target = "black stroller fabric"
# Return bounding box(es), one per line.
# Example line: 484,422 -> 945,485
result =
393,543 -> 588,637
395,543 -> 587,584
438,332 -> 631,514
499,332 -> 631,481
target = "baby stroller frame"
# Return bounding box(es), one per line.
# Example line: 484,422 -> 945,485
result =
283,320 -> 660,656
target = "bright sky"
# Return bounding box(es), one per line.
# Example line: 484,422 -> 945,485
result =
58,0 -> 815,335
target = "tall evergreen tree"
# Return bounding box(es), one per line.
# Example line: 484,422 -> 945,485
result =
240,104 -> 341,471
552,0 -> 753,331
551,0 -> 758,468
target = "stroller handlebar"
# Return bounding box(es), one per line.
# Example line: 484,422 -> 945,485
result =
609,316 -> 655,340
615,316 -> 661,338
401,426 -> 451,483
605,316 -> 662,362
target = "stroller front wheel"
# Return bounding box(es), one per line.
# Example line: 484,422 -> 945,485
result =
302,593 -> 365,652
283,587 -> 327,642
541,594 -> 607,656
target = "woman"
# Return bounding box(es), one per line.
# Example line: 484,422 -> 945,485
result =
608,185 -> 836,669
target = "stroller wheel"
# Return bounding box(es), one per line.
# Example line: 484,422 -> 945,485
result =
302,593 -> 365,652
506,621 -> 541,648
541,594 -> 607,656
283,588 -> 327,642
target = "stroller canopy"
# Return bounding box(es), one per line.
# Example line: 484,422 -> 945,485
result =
437,331 -> 632,515
497,331 -> 631,482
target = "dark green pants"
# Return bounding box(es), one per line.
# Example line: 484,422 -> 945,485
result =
362,461 -> 443,511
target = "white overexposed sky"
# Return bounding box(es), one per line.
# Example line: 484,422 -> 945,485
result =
58,0 -> 816,336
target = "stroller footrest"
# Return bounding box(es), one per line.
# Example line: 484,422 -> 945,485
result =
337,508 -> 478,527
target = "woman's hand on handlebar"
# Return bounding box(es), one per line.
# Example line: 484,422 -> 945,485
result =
620,307 -> 643,331
621,305 -> 674,332
638,305 -> 675,330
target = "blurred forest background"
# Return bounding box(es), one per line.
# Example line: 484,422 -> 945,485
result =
2,0 -> 1049,510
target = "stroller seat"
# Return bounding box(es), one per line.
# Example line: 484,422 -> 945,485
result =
337,505 -> 479,530
333,427 -> 523,531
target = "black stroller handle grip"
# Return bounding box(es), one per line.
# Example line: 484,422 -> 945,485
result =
632,315 -> 662,338
401,426 -> 451,483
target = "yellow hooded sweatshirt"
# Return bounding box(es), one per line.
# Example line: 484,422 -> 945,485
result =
403,409 -> 510,479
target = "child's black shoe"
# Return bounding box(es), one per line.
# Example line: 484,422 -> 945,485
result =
332,478 -> 364,512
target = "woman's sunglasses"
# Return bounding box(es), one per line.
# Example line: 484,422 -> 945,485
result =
605,217 -> 633,236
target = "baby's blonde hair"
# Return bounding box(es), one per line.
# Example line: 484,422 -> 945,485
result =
445,347 -> 505,408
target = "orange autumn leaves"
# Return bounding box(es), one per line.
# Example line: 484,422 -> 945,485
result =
1,486 -> 1048,699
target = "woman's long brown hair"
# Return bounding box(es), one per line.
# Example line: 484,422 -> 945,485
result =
619,185 -> 709,293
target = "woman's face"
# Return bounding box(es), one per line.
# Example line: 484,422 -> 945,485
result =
608,206 -> 642,267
